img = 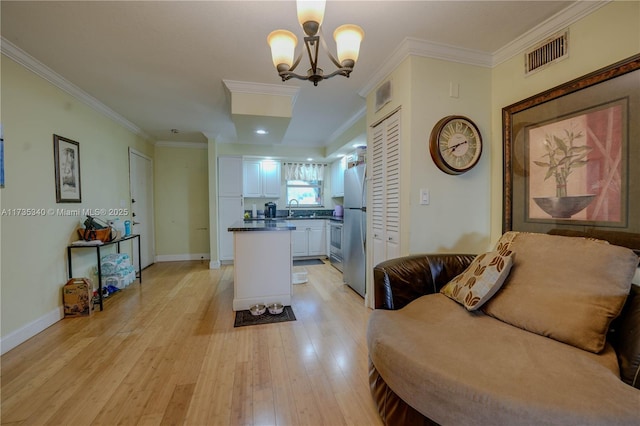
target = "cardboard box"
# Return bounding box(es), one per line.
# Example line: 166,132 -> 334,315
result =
63,278 -> 93,317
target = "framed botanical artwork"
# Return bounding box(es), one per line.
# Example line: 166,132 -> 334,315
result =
503,54 -> 640,234
53,134 -> 81,203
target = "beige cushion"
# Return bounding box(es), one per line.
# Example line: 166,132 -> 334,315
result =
367,294 -> 640,426
482,232 -> 638,353
440,250 -> 514,310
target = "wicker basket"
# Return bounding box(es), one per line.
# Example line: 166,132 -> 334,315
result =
77,227 -> 114,242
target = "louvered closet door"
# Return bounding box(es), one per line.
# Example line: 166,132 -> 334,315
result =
384,113 -> 401,260
371,110 -> 401,268
371,123 -> 386,269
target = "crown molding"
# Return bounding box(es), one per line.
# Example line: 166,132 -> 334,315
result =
359,37 -> 492,98
492,0 -> 610,66
360,1 -> 608,98
1,37 -> 152,142
154,141 -> 208,149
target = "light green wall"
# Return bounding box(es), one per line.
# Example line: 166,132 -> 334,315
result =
366,56 -> 491,256
408,56 -> 492,253
154,145 -> 209,258
489,0 -> 640,245
364,1 -> 640,257
1,56 -> 152,343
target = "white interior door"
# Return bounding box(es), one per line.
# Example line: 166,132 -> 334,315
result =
129,148 -> 154,269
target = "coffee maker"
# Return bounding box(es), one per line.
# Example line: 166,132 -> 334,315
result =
264,202 -> 277,218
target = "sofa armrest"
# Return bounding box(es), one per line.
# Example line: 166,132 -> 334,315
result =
373,254 -> 476,310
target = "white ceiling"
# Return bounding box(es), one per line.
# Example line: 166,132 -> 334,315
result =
2,1 -> 594,153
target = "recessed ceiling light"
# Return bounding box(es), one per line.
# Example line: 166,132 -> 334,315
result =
255,129 -> 268,135
307,157 -> 313,161
337,154 -> 345,158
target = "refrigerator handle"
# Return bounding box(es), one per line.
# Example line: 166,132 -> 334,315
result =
360,211 -> 366,252
360,165 -> 367,209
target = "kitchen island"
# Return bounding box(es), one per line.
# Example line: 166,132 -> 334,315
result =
228,220 -> 296,311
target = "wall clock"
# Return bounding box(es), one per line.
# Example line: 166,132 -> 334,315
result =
429,115 -> 482,175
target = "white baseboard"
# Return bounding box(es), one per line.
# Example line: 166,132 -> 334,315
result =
1,307 -> 63,355
209,260 -> 221,269
155,253 -> 211,262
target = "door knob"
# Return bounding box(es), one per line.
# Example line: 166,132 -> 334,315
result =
133,221 -> 141,225
132,212 -> 136,217
131,198 -> 136,203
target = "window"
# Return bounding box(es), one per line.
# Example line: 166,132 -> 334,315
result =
286,179 -> 323,207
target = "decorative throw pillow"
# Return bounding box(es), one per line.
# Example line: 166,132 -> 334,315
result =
440,249 -> 515,311
482,232 -> 639,353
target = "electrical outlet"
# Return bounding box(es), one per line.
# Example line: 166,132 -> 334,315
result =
420,189 -> 430,205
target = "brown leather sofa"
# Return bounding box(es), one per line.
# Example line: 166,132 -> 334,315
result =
367,231 -> 640,426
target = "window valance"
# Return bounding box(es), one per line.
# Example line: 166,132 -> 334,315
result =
284,163 -> 327,181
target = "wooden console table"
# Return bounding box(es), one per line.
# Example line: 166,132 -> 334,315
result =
67,234 -> 142,311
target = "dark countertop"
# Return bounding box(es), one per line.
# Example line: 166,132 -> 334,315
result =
246,216 -> 343,223
229,220 -> 297,232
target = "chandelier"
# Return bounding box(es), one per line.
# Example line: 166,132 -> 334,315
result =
267,0 -> 364,86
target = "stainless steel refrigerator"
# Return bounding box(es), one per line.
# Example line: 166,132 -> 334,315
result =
343,163 -> 366,297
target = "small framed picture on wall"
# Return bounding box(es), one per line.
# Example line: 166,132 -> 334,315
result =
53,134 -> 81,203
1,124 -> 4,188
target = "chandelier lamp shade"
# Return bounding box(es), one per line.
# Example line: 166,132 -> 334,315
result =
267,0 -> 364,86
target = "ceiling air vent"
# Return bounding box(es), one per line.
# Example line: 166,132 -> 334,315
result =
525,30 -> 568,75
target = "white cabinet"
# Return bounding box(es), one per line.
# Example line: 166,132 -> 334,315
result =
219,156 -> 243,197
243,159 -> 281,198
262,161 -> 281,197
371,111 -> 401,266
291,228 -> 308,257
243,160 -> 261,197
218,156 -> 244,261
291,220 -> 326,257
308,225 -> 326,256
331,157 -> 346,197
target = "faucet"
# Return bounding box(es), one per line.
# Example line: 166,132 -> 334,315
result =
288,199 -> 299,217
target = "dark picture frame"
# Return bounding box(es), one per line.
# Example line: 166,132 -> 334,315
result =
502,54 -> 640,234
0,127 -> 4,189
53,134 -> 82,203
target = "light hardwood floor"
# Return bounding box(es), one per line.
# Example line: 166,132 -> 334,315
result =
1,260 -> 383,426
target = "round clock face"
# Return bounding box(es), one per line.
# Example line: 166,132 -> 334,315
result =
429,115 -> 482,175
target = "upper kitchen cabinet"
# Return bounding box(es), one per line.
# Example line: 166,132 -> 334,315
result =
331,157 -> 346,197
243,159 -> 281,198
219,156 -> 243,197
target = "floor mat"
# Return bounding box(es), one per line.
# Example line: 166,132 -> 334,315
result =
293,258 -> 325,266
234,306 -> 297,327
